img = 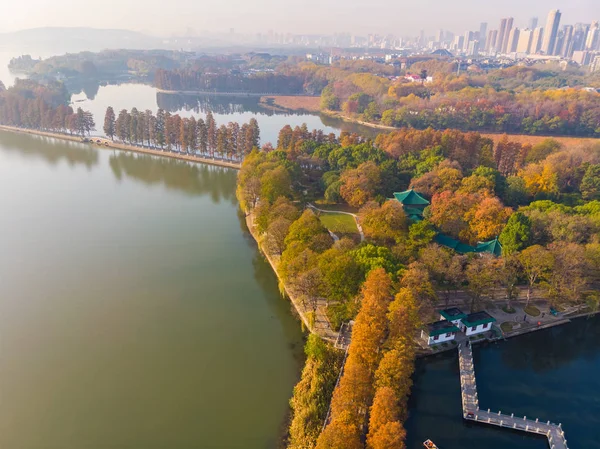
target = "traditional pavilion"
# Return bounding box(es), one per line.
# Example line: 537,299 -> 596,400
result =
434,235 -> 503,257
392,189 -> 430,221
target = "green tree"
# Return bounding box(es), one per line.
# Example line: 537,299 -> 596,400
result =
580,164 -> 600,200
499,212 -> 532,255
518,245 -> 552,305
260,165 -> 292,203
103,106 -> 116,140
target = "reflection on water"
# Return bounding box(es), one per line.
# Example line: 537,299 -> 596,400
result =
156,92 -> 315,117
0,130 -> 98,168
0,128 -> 304,449
108,151 -> 237,202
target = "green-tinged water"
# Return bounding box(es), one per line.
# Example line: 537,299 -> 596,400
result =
0,130 -> 304,449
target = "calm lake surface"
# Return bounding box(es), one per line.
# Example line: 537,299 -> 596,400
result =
0,130 -> 305,449
406,315 -> 600,449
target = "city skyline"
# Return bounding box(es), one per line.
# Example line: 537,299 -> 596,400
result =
0,0 -> 599,37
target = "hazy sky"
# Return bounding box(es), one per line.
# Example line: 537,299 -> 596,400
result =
1,0 -> 599,36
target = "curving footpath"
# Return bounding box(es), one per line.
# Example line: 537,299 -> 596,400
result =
458,343 -> 569,449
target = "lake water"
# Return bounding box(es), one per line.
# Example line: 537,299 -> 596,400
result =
0,130 -> 305,449
406,315 -> 600,449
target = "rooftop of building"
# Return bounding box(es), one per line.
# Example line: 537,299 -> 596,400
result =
462,311 -> 496,327
440,308 -> 467,320
426,320 -> 460,336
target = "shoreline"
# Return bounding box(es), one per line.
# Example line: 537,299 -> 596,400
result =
318,110 -> 600,142
417,308 -> 598,359
0,126 -> 242,170
157,89 -> 310,97
244,212 -> 339,345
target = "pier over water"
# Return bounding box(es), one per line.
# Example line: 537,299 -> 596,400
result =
458,343 -> 569,449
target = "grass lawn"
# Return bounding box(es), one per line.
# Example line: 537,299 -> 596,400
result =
524,305 -> 541,317
500,321 -> 516,332
319,212 -> 359,235
313,201 -> 359,214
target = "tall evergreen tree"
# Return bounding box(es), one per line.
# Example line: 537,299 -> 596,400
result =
103,106 -> 116,140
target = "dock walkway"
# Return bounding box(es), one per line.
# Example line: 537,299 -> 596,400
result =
458,343 -> 569,449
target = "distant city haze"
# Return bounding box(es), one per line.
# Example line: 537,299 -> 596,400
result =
1,0 -> 599,36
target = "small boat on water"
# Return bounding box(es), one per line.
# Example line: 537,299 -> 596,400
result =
423,439 -> 438,449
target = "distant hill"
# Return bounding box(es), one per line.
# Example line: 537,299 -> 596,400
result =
0,27 -> 161,53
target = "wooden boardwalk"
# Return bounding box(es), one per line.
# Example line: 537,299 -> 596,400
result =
458,343 -> 569,449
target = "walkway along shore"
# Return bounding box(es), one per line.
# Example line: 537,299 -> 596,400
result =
244,212 -> 340,344
0,125 -> 242,170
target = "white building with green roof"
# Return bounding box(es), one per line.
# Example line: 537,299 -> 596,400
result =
459,311 -> 496,336
421,320 -> 460,346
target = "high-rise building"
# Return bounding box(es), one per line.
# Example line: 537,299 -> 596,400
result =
436,29 -> 445,43
572,23 -> 590,52
486,30 -> 499,53
531,27 -> 544,54
452,35 -> 465,51
507,28 -> 521,53
479,22 -> 488,50
529,17 -> 539,30
541,9 -> 562,55
464,31 -> 474,51
498,17 -> 514,53
467,40 -> 480,56
586,22 -> 600,50
516,29 -> 534,53
560,25 -> 574,57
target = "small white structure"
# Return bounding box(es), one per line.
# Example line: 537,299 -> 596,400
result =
422,320 -> 459,346
459,311 -> 496,336
439,307 -> 467,327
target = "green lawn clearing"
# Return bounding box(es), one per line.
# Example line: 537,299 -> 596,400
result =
319,212 -> 359,235
524,305 -> 541,317
500,321 -> 516,332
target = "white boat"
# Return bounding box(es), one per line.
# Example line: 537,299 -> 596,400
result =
423,439 -> 438,449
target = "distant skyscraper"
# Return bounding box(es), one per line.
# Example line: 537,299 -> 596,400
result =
486,30 -> 499,53
467,40 -> 479,56
507,28 -> 520,53
517,29 -> 533,53
529,17 -> 539,30
464,31 -> 474,51
531,27 -> 544,54
586,22 -> 600,50
572,23 -> 590,52
436,29 -> 445,42
560,25 -> 574,57
498,17 -> 514,53
453,35 -> 465,51
479,22 -> 488,50
541,9 -> 562,55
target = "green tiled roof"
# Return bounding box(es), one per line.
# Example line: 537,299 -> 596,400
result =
393,189 -> 430,206
475,238 -> 503,257
440,308 -> 467,321
427,320 -> 460,336
462,311 -> 496,327
434,234 -> 501,256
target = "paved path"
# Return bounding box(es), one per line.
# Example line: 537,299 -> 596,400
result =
307,203 -> 365,242
458,343 -> 569,449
